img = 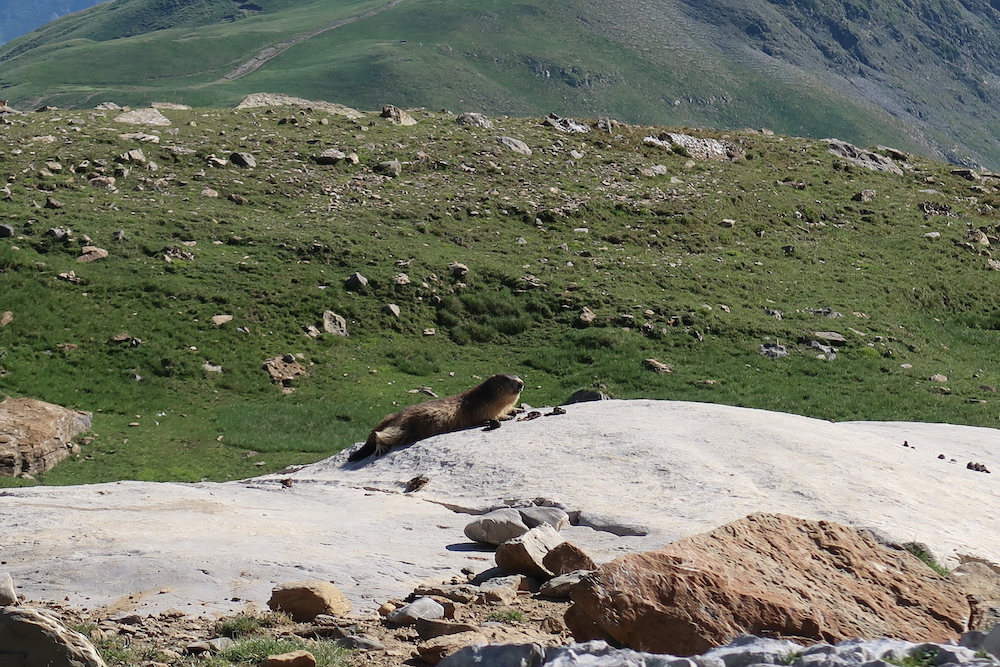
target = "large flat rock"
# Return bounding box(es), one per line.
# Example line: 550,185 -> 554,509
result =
1,400 -> 998,618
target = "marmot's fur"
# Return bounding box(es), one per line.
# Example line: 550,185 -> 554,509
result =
348,374 -> 524,462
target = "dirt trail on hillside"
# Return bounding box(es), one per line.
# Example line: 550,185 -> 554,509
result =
216,0 -> 410,83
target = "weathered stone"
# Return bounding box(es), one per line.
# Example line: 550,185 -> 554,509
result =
114,108 -> 171,126
381,104 -> 417,125
44,196 -> 64,209
384,303 -> 401,317
119,148 -> 146,164
267,580 -> 351,622
0,606 -> 107,666
465,508 -> 531,546
450,262 -> 469,278
345,272 -> 368,290
185,637 -> 234,654
437,641 -> 545,667
498,136 -> 532,156
579,307 -> 597,325
236,93 -> 363,119
543,114 -> 590,133
0,224 -> 14,238
0,310 -> 12,327
566,513 -> 968,655
322,310 -> 348,336
951,561 -> 1000,631
853,189 -> 877,202
77,246 -> 109,263
316,148 -> 346,164
479,574 -> 536,593
519,507 -> 570,531
386,597 -> 445,626
413,583 -> 480,603
0,397 -> 92,477
260,649 -> 316,667
543,542 -> 597,576
930,374 -> 949,383
539,570 -> 591,599
230,152 -> 256,168
479,585 -> 518,604
0,572 -> 17,605
643,132 -> 744,161
495,525 -> 566,580
419,631 -> 490,665
455,112 -> 493,129
825,139 -> 903,175
211,314 -> 233,326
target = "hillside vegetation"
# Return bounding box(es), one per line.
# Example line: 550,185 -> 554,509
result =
0,0 -> 997,169
0,0 -> 105,46
1,101 -> 999,487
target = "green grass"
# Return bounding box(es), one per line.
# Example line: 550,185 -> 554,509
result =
486,608 -> 527,624
2,0 -> 998,168
1,106 -> 1000,486
901,542 -> 952,577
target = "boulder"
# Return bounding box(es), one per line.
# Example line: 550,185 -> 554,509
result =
345,272 -> 368,290
464,508 -> 530,546
566,513 -> 968,655
375,159 -> 402,176
380,105 -> 417,126
495,525 -> 566,580
519,506 -> 570,531
542,542 -> 597,576
419,631 -> 490,665
260,650 -> 316,667
114,108 -> 171,126
0,397 -> 92,477
437,641 -> 545,667
316,148 -> 346,164
497,136 -> 532,156
267,580 -> 351,622
0,606 -> 107,666
77,246 -> 109,263
230,152 -> 256,168
322,310 -> 349,336
0,223 -> 14,237
539,570 -> 591,599
235,93 -> 363,119
825,139 -> 903,175
455,112 -> 493,129
951,561 -> 1000,631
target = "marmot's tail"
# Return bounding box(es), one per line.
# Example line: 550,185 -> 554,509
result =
347,440 -> 376,462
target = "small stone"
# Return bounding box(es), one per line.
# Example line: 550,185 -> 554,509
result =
719,218 -> 736,228
77,246 -> 109,263
0,311 -> 12,328
930,374 -> 948,383
455,112 -> 493,128
644,358 -> 673,373
211,315 -> 233,326
0,224 -> 14,238
384,303 -> 401,317
375,159 -> 402,177
497,136 -> 532,156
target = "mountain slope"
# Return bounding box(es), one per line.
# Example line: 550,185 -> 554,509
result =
0,0 -> 107,46
0,0 -> 997,168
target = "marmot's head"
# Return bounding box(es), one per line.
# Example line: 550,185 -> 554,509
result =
483,373 -> 524,396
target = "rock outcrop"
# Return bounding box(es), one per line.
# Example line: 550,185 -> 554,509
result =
566,513 -> 969,655
0,397 -> 92,477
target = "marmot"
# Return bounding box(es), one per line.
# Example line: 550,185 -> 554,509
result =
347,373 -> 524,462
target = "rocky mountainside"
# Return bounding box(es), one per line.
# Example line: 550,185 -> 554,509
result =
0,0 -> 997,168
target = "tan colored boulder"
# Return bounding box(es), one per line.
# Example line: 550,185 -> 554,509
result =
417,630 -> 488,665
952,560 -> 1000,631
381,104 -> 417,126
566,513 -> 969,655
495,525 -> 566,580
542,541 -> 597,576
0,397 -> 92,477
267,580 -> 352,622
77,246 -> 109,263
0,572 -> 16,605
260,650 -> 316,667
0,606 -> 107,666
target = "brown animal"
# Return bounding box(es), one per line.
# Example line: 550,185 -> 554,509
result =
348,374 -> 524,462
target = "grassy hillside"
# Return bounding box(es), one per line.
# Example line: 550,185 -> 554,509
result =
1,102 -> 1000,487
0,0 -> 106,46
0,0 -> 997,169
